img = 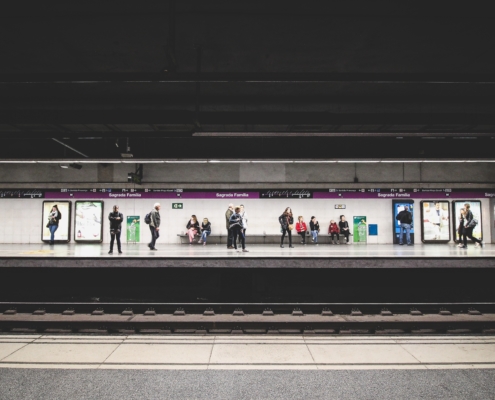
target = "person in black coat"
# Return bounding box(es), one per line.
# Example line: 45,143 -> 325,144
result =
279,207 -> 294,248
460,203 -> 483,249
108,205 -> 123,254
47,205 -> 62,245
338,215 -> 351,245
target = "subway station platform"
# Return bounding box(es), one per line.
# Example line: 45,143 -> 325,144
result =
1,334 -> 495,399
0,243 -> 494,269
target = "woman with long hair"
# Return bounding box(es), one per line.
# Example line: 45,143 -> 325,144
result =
186,215 -> 200,244
47,205 -> 62,245
279,207 -> 294,248
199,218 -> 211,246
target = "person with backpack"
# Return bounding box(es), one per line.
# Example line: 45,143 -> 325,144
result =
396,206 -> 413,246
146,203 -> 161,250
108,205 -> 123,254
47,205 -> 62,245
460,203 -> 483,249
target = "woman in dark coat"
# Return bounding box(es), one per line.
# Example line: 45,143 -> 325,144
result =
279,207 -> 294,248
338,215 -> 351,245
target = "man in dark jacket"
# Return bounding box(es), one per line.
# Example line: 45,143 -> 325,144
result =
108,205 -> 124,254
225,203 -> 234,249
148,203 -> 161,251
396,206 -> 413,245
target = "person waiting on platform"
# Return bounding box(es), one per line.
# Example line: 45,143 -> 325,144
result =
460,203 -> 483,249
47,205 -> 62,245
240,204 -> 248,237
328,219 -> 340,244
309,216 -> 320,244
108,205 -> 123,254
279,207 -> 294,248
186,215 -> 200,244
148,203 -> 161,250
457,208 -> 465,247
230,206 -> 248,252
225,203 -> 234,249
199,218 -> 211,246
395,207 -> 412,246
338,215 -> 351,245
296,216 -> 308,244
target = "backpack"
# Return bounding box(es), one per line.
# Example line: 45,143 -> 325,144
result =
144,211 -> 152,224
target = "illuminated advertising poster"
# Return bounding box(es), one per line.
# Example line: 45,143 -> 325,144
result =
126,216 -> 141,243
75,201 -> 104,242
353,216 -> 367,243
452,200 -> 482,242
392,200 -> 414,244
421,201 -> 450,243
41,201 -> 71,243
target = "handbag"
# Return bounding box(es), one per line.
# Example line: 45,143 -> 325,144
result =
466,218 -> 478,229
288,224 -> 294,231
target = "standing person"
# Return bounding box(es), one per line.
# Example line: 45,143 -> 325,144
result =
240,204 -> 248,237
47,205 -> 62,245
279,207 -> 294,248
199,218 -> 211,246
225,203 -> 234,249
338,215 -> 351,245
148,203 -> 161,251
429,202 -> 449,240
186,215 -> 200,244
230,206 -> 248,252
457,208 -> 465,247
108,205 -> 123,254
295,216 -> 307,244
461,203 -> 483,249
309,216 -> 320,244
395,206 -> 412,246
328,219 -> 340,244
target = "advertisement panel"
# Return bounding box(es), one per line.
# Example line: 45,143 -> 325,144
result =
353,216 -> 367,243
127,216 -> 141,243
74,201 -> 104,243
420,201 -> 450,243
41,201 -> 71,243
452,200 -> 482,242
392,200 -> 414,244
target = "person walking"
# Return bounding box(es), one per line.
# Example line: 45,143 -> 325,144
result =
148,203 -> 161,251
199,218 -> 211,246
395,206 -> 412,246
108,205 -> 123,254
225,203 -> 234,249
279,207 -> 294,248
47,205 -> 62,245
328,219 -> 340,244
460,203 -> 483,249
240,204 -> 248,237
186,215 -> 200,244
309,216 -> 320,244
296,216 -> 307,244
338,215 -> 351,245
230,206 -> 248,252
457,208 -> 465,247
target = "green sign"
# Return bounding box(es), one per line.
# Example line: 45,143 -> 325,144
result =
126,216 -> 140,243
353,216 -> 367,243
172,203 -> 183,209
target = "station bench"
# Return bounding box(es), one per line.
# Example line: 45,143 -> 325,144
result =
177,233 -> 352,245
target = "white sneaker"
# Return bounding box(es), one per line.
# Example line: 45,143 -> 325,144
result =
475,242 -> 480,247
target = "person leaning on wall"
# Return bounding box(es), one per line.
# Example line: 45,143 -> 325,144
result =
108,205 -> 123,254
148,202 -> 161,251
225,203 -> 234,249
47,204 -> 62,245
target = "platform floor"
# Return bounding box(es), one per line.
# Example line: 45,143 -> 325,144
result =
1,243 -> 494,269
1,335 -> 495,399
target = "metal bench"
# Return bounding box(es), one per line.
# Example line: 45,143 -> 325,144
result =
177,233 -> 352,244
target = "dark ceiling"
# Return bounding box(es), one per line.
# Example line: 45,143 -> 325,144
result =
1,1 -> 494,159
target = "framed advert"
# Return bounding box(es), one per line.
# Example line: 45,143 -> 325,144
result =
420,200 -> 450,243
392,199 -> 414,244
452,200 -> 483,243
74,201 -> 104,243
41,201 -> 72,243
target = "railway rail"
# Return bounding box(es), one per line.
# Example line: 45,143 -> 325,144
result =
1,302 -> 495,335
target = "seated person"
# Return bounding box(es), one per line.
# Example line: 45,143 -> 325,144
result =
295,216 -> 308,244
309,216 -> 320,244
328,220 -> 340,244
186,215 -> 200,244
199,218 -> 211,246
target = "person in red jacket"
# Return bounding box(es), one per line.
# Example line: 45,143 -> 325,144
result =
296,216 -> 308,244
328,219 -> 340,244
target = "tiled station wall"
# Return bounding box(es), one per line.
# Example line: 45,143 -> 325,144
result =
0,197 -> 490,244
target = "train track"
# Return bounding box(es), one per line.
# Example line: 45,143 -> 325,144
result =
1,302 -> 495,335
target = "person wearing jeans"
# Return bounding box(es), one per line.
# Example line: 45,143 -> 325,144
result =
199,218 -> 211,246
309,216 -> 320,244
47,205 -> 61,245
148,203 -> 161,250
230,207 -> 248,252
396,206 -> 412,245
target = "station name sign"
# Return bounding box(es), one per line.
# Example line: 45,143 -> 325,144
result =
1,188 -> 494,200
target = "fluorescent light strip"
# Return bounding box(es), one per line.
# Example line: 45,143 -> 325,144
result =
251,160 -> 294,163
165,160 -> 207,163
